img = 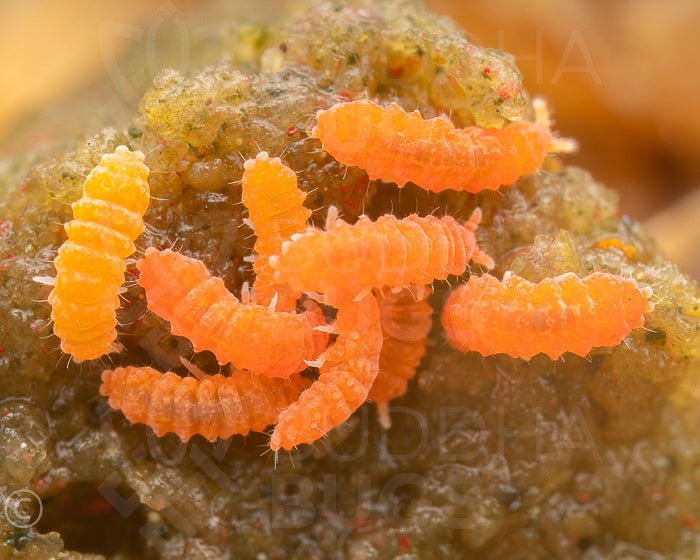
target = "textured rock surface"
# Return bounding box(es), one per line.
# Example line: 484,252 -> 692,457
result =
0,1 -> 698,558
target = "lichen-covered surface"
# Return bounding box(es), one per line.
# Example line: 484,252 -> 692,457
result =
0,1 -> 698,558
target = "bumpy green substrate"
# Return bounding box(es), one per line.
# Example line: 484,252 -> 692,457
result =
0,1 -> 698,558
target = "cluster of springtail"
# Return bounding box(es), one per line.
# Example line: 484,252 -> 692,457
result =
40,99 -> 654,453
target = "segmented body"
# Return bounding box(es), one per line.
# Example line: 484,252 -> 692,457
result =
137,248 -> 328,378
242,152 -> 310,310
594,238 -> 640,261
100,367 -> 309,441
442,272 -> 654,359
50,145 -> 150,360
369,285 -> 433,428
311,99 -> 560,193
270,290 -> 383,451
270,210 -> 493,295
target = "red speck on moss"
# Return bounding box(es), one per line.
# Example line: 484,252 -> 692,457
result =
497,87 -> 512,100
399,535 -> 409,552
576,491 -> 591,504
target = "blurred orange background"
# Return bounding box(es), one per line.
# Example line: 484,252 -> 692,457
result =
1,0 -> 698,277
